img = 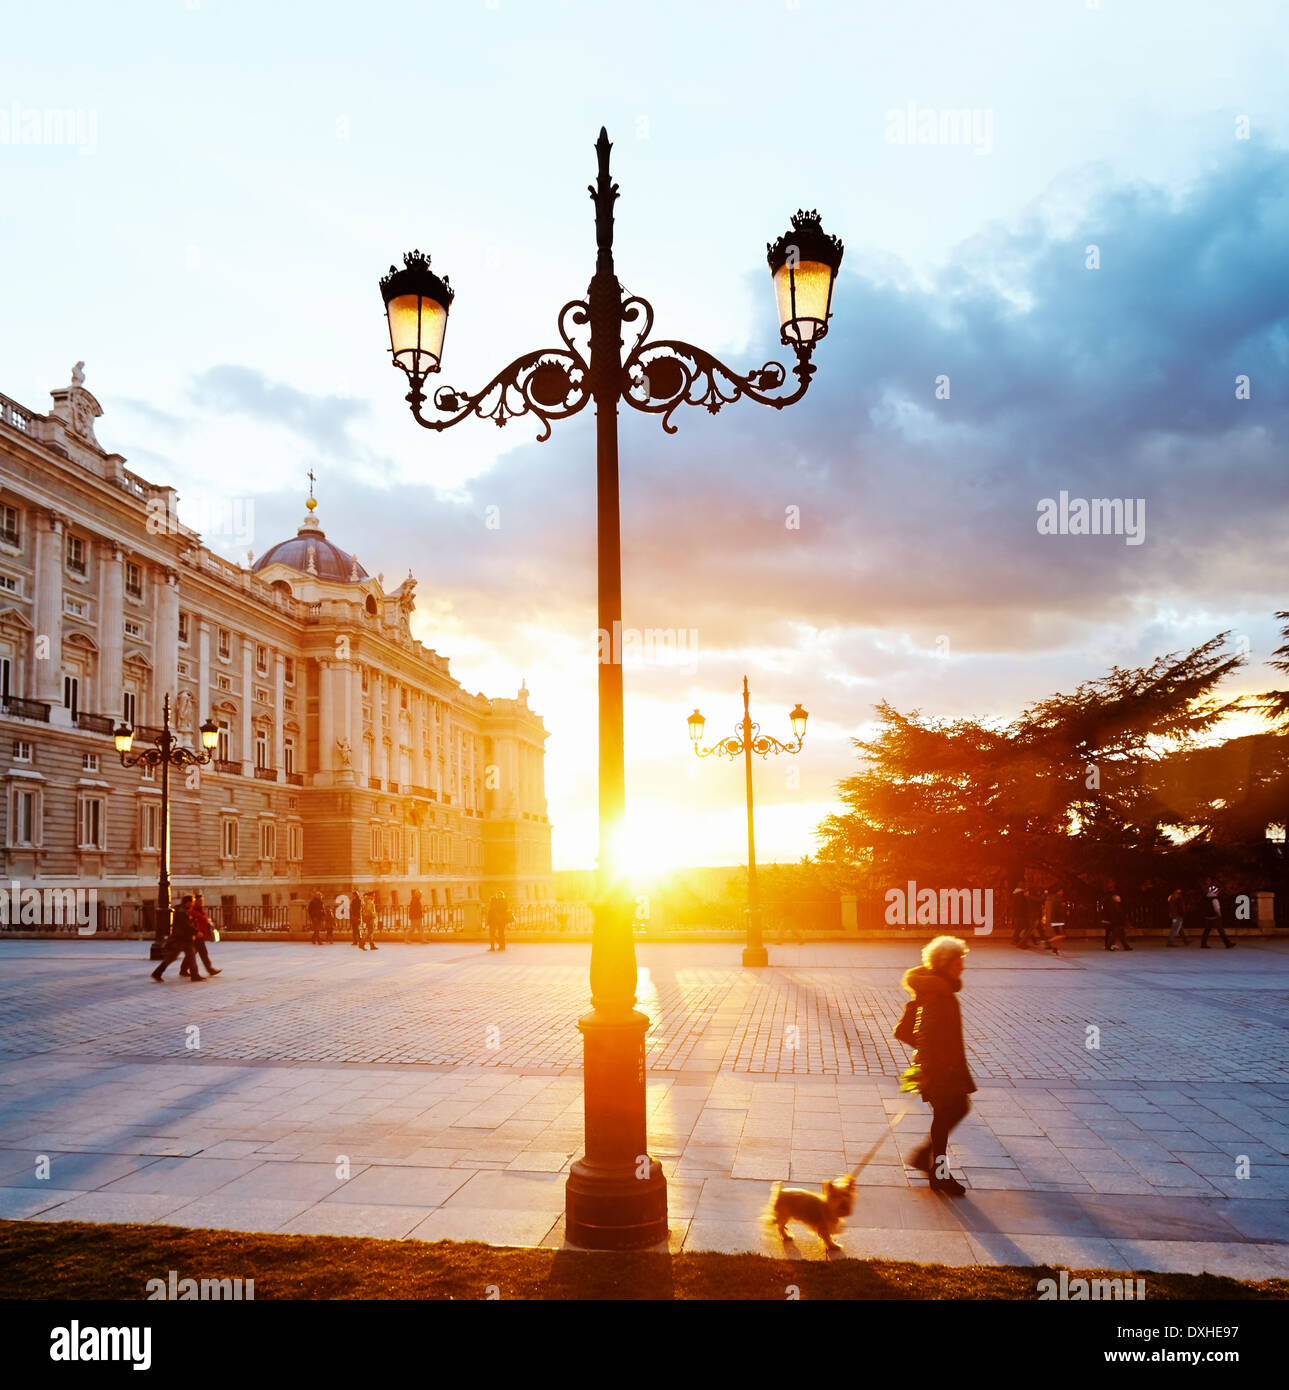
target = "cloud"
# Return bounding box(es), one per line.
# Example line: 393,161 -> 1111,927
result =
188,365 -> 372,463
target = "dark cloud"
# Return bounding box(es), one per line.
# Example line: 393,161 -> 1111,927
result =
192,144 -> 1289,750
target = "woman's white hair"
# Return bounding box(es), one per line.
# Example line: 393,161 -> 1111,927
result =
922,935 -> 969,972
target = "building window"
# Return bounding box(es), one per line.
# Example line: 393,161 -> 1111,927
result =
122,690 -> 136,727
0,506 -> 20,548
10,784 -> 40,846
140,801 -> 162,851
82,753 -> 99,773
1,658 -> 13,705
221,818 -> 239,859
217,720 -> 232,762
283,738 -> 295,776
12,740 -> 31,762
124,620 -> 142,638
78,795 -> 106,850
254,686 -> 270,704
0,573 -> 19,594
361,667 -> 369,693
284,657 -> 295,685
370,823 -> 382,860
178,612 -> 190,645
216,674 -> 231,691
63,675 -> 79,718
141,763 -> 155,782
66,533 -> 87,576
254,728 -> 269,769
400,687 -> 409,710
218,629 -> 231,661
255,644 -> 268,675
260,821 -> 276,860
124,561 -> 143,598
63,596 -> 87,618
288,823 -> 303,861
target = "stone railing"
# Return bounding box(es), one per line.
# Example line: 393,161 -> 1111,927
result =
0,392 -> 38,436
2,697 -> 51,722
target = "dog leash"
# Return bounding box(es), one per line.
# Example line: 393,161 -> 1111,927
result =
848,1108 -> 909,1179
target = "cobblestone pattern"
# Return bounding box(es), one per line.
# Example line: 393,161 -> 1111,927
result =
0,940 -> 1286,1083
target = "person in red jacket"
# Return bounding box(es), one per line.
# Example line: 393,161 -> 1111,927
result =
185,891 -> 221,977
902,935 -> 976,1196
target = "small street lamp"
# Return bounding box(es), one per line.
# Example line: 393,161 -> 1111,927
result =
115,692 -> 218,959
689,677 -> 808,967
378,127 -> 840,1250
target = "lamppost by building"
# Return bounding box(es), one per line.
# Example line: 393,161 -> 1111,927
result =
377,128 -> 841,1250
115,692 -> 218,959
688,679 -> 808,967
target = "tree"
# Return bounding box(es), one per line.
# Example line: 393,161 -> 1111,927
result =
817,634 -> 1250,903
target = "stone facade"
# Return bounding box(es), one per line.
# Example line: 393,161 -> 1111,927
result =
0,367 -> 552,925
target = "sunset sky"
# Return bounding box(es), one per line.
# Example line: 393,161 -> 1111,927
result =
2,1 -> 1287,871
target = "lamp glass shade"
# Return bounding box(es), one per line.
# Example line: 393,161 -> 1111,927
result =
199,719 -> 219,751
789,704 -> 809,740
387,293 -> 448,377
114,725 -> 134,754
774,260 -> 835,344
687,710 -> 706,744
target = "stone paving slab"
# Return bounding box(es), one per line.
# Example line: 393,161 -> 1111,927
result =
1,939 -> 1287,1276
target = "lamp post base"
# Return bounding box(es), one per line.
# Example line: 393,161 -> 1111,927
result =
565,1008 -> 669,1250
742,945 -> 769,967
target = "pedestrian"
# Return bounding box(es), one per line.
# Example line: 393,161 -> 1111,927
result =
350,887 -> 363,947
1102,886 -> 1131,952
1166,886 -> 1187,947
1201,883 -> 1235,949
1011,884 -> 1031,948
361,892 -> 378,950
307,888 -> 325,945
151,895 -> 203,983
486,891 -> 511,952
187,891 -> 221,977
323,900 -> 336,943
901,935 -> 976,1196
408,888 -> 424,943
1041,885 -> 1066,954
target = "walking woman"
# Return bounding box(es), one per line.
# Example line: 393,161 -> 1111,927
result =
903,935 -> 976,1196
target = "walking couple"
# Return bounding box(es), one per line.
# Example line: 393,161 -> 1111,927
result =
151,892 -> 221,981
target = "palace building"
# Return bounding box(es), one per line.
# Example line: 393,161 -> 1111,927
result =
0,365 -> 552,927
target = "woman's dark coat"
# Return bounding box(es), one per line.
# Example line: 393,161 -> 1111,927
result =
901,965 -> 976,1100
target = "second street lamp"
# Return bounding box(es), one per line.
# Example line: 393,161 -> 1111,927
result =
690,678 -> 808,967
115,692 -> 218,959
378,127 -> 841,1250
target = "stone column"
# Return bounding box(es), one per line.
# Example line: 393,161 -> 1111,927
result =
414,694 -> 427,788
30,510 -> 64,702
272,652 -> 285,771
370,668 -> 384,785
153,567 -> 180,719
240,636 -> 253,773
197,620 -> 211,726
349,661 -> 363,777
98,543 -> 125,717
318,658 -> 334,775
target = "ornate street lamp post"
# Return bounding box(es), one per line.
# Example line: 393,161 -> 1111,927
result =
688,678 -> 808,967
378,128 -> 841,1250
115,692 -> 218,959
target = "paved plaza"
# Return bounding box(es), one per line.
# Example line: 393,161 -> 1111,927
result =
1,938 -> 1287,1279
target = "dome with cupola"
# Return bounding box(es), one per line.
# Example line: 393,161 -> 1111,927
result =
252,495 -> 368,582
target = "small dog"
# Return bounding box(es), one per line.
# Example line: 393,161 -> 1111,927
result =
767,1174 -> 856,1252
